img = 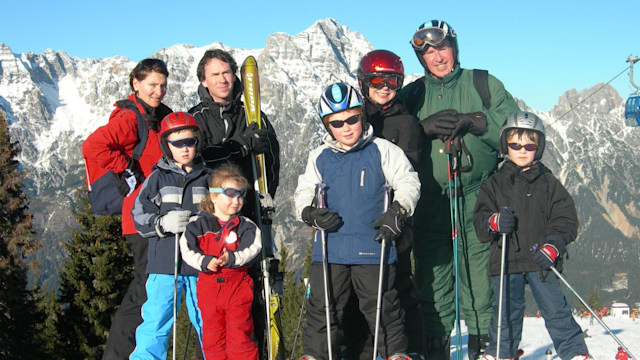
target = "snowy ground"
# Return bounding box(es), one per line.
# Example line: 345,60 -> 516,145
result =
451,316 -> 639,359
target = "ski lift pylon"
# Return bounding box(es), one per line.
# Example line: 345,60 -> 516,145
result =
624,55 -> 640,126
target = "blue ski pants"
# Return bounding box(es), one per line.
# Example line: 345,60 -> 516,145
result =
486,271 -> 588,359
130,273 -> 203,360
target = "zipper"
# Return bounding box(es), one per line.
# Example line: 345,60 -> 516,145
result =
360,166 -> 365,187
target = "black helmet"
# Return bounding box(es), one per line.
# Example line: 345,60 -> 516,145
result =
499,111 -> 546,160
357,49 -> 404,103
410,20 -> 459,73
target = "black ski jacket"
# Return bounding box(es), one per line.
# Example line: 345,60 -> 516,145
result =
364,99 -> 425,169
189,79 -> 280,221
473,160 -> 578,275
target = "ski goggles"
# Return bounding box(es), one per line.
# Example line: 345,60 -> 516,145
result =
364,73 -> 402,90
508,143 -> 538,152
411,27 -> 447,51
167,137 -> 198,148
328,114 -> 361,128
209,187 -> 248,198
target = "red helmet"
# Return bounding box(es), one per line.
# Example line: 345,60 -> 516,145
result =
357,50 -> 404,102
159,112 -> 202,158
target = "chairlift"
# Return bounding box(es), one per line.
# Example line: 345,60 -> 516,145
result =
624,55 -> 640,126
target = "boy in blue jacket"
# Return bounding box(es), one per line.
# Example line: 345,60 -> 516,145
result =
130,112 -> 210,360
294,83 -> 421,360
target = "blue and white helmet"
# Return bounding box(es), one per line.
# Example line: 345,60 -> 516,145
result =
318,82 -> 363,119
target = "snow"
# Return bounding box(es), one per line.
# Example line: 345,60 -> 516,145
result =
452,316 -> 639,359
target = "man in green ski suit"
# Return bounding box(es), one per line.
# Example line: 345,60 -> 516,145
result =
400,19 -> 520,360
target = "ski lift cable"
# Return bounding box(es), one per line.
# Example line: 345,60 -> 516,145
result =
547,65 -> 631,126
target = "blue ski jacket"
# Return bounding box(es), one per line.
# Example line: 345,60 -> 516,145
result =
131,157 -> 210,275
294,125 -> 420,265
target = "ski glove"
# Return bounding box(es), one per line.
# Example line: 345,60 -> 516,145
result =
156,209 -> 191,237
451,112 -> 487,138
419,109 -> 458,140
372,201 -> 408,243
301,206 -> 341,231
485,209 -> 516,234
240,123 -> 274,155
532,235 -> 566,270
117,158 -> 145,197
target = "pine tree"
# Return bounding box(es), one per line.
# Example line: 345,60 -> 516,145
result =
55,190 -> 132,359
587,285 -> 603,312
0,111 -> 46,359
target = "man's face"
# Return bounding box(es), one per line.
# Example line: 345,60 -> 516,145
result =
201,58 -> 235,104
422,42 -> 455,78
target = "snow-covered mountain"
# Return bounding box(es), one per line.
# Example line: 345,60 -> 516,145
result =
0,18 -> 638,304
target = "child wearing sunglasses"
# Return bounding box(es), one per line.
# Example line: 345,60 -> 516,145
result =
180,162 -> 261,359
130,112 -> 210,360
295,83 -> 420,360
472,112 -> 592,360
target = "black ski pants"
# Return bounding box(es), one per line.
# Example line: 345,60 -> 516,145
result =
102,234 -> 148,360
303,262 -> 408,360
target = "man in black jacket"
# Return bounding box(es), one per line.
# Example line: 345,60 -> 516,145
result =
189,48 -> 280,359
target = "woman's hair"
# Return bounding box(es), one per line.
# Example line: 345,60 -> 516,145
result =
129,58 -> 169,91
506,128 -> 539,144
199,162 -> 250,214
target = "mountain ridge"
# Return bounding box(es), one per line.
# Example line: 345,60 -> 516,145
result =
0,18 -> 637,307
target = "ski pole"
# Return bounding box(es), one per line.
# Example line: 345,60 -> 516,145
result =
496,233 -> 507,359
315,183 -> 333,360
291,278 -> 310,360
496,207 -> 511,360
173,232 -> 180,360
549,266 -> 636,360
372,185 -> 393,360
445,138 -> 462,360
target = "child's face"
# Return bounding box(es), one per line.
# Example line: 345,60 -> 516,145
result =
167,130 -> 197,168
210,180 -> 245,220
325,108 -> 363,150
507,133 -> 537,169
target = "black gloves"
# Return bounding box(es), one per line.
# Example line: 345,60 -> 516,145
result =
117,158 -> 145,197
420,109 -> 488,140
454,112 -> 487,137
420,109 -> 458,140
302,206 -> 341,231
532,235 -> 566,270
372,201 -> 408,243
240,123 -> 275,154
485,208 -> 516,234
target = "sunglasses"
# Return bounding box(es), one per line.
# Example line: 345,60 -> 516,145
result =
410,27 -> 447,51
508,143 -> 538,151
365,74 -> 402,90
167,137 -> 198,148
328,114 -> 361,128
209,187 -> 248,198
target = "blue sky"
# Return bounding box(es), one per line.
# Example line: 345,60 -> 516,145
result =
2,0 -> 638,111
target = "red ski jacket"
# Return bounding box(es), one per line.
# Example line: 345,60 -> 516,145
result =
82,94 -> 170,234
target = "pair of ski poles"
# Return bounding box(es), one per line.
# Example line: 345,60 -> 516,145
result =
315,183 -> 392,360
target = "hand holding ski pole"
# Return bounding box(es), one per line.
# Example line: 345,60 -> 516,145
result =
302,206 -> 341,231
531,236 -> 566,270
315,183 -> 333,360
372,200 -> 407,243
372,185 -> 393,360
486,208 -> 516,235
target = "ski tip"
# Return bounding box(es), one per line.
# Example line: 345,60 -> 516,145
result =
242,55 -> 257,68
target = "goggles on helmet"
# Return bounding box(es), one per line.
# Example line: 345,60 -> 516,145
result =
411,27 -> 447,51
364,73 -> 402,90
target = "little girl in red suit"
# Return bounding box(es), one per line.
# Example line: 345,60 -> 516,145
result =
180,163 -> 262,360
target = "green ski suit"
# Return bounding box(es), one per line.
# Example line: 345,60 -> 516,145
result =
400,66 -> 520,337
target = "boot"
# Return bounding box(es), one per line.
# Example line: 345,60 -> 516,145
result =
425,335 -> 450,360
468,334 -> 489,360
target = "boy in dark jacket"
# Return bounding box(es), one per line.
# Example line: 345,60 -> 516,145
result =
472,111 -> 592,360
130,112 -> 210,360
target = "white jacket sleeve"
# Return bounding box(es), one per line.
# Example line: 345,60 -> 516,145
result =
293,147 -> 324,220
375,138 -> 421,215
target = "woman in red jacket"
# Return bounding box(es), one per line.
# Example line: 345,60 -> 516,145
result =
82,58 -> 172,360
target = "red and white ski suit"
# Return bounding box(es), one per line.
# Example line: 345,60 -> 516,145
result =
180,212 -> 262,360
